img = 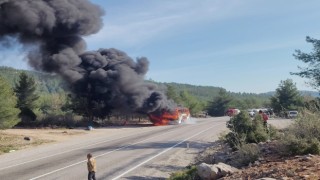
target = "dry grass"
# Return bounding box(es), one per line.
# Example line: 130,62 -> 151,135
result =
0,128 -> 87,155
47,130 -> 84,136
0,132 -> 52,154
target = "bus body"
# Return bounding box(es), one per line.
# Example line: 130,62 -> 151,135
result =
148,108 -> 190,126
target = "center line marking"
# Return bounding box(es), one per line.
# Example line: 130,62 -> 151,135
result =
111,123 -> 224,180
28,121 -> 222,180
0,128 -> 161,171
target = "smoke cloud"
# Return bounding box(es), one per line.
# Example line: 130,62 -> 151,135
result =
0,0 -> 174,114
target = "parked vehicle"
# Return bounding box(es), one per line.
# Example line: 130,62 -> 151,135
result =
247,109 -> 255,117
287,111 -> 298,119
226,108 -> 240,117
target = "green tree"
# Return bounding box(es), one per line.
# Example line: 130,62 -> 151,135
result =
166,85 -> 205,115
178,90 -> 202,115
229,98 -> 247,110
207,89 -> 233,116
14,72 -> 39,122
166,85 -> 182,105
270,79 -> 303,115
63,92 -> 112,121
292,36 -> 320,89
0,76 -> 20,129
38,93 -> 67,115
64,95 -> 90,117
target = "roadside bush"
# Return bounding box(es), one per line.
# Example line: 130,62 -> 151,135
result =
168,166 -> 199,180
16,114 -> 87,128
268,124 -> 279,140
249,115 -> 268,143
304,98 -> 320,113
290,110 -> 320,140
225,112 -> 252,148
282,135 -> 320,155
231,143 -> 260,167
280,109 -> 320,155
39,114 -> 75,128
308,138 -> 320,154
225,111 -> 270,149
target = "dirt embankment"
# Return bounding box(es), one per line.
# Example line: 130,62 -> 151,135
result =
197,141 -> 320,179
224,142 -> 320,179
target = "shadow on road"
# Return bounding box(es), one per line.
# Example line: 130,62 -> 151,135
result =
91,140 -> 214,153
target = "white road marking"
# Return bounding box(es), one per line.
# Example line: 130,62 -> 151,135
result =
28,121 -> 223,180
29,135 -> 162,180
111,122 -> 224,180
0,128 -> 160,171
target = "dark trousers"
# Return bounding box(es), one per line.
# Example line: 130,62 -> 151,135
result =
88,171 -> 96,180
263,121 -> 269,133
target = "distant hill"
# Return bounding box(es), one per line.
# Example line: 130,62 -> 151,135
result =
260,90 -> 319,98
152,82 -> 271,102
154,82 -> 224,101
299,90 -> 319,97
0,66 -> 318,101
0,66 -> 68,94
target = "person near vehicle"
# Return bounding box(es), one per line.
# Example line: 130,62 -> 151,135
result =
87,153 -> 97,180
259,110 -> 269,132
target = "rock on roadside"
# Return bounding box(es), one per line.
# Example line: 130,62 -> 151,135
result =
197,162 -> 239,180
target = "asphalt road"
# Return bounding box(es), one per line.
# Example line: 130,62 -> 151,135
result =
0,117 -> 291,180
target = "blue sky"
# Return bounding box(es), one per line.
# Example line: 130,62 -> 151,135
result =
1,0 -> 320,93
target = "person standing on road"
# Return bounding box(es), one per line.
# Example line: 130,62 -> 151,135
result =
87,153 -> 97,180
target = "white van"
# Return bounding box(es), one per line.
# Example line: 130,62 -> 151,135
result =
288,111 -> 298,118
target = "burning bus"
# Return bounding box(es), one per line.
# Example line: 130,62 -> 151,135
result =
148,107 -> 191,126
226,108 -> 240,117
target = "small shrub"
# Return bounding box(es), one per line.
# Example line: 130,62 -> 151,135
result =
282,134 -> 320,155
290,110 -> 320,140
306,138 -> 320,154
34,114 -> 84,128
280,109 -> 320,155
168,166 -> 199,180
224,111 -> 271,149
225,112 -> 252,148
227,112 -> 252,135
225,131 -> 247,149
249,116 -> 268,143
231,143 -> 260,167
282,134 -> 307,155
268,124 -> 279,140
218,131 -> 228,142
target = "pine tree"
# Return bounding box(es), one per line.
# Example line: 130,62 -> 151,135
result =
270,79 -> 303,115
0,76 -> 19,129
292,36 -> 320,89
207,89 -> 233,116
166,85 -> 181,104
14,72 -> 39,122
179,90 -> 202,115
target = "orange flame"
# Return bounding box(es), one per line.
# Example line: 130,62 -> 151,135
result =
148,108 -> 190,126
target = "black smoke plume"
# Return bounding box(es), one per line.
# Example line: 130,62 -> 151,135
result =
0,0 -> 175,115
